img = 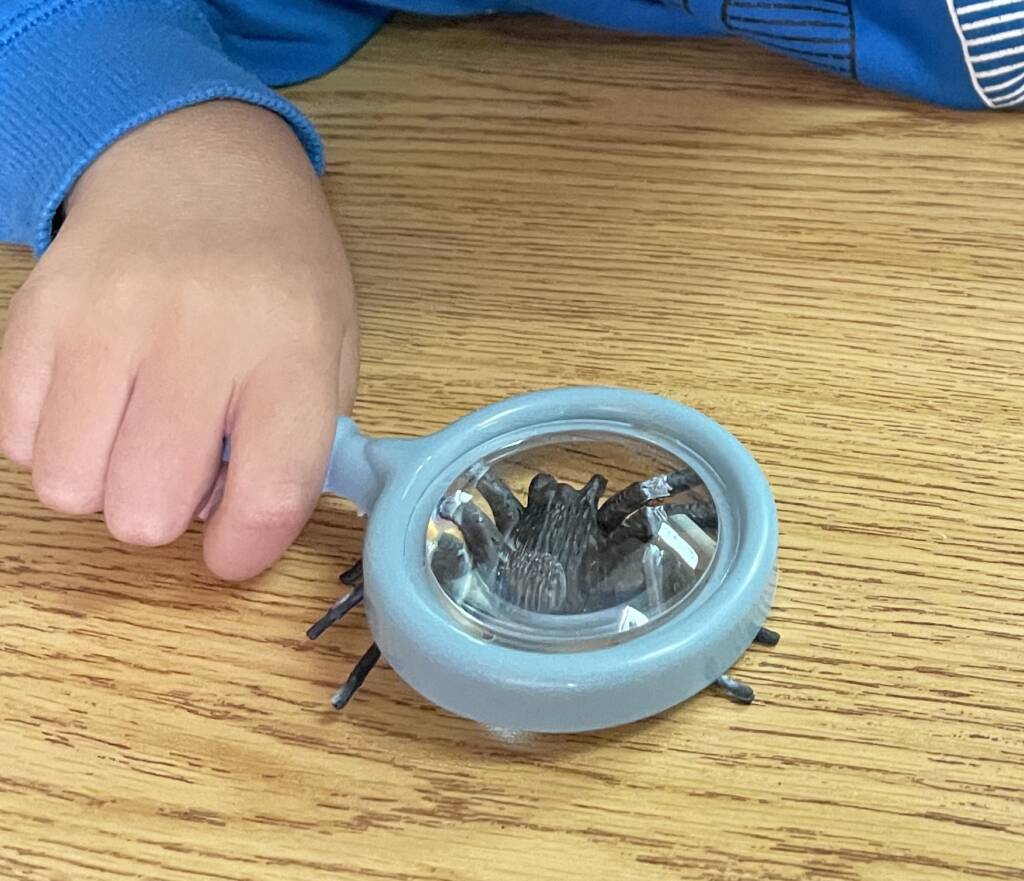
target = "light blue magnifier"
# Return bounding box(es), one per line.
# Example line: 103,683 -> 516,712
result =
284,386 -> 779,734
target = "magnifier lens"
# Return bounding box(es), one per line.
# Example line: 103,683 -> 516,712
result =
425,431 -> 719,651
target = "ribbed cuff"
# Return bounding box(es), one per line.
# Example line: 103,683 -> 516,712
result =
0,0 -> 325,254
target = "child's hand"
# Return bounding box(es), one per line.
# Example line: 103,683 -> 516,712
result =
0,102 -> 357,580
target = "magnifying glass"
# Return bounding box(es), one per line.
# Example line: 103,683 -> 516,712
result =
247,386 -> 780,734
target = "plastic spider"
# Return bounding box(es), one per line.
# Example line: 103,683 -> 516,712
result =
306,465 -> 779,711
430,465 -> 715,615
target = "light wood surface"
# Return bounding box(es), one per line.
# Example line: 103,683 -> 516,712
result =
3,15 -> 1023,881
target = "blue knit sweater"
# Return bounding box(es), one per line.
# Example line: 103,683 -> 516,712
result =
1,1 -> 1016,253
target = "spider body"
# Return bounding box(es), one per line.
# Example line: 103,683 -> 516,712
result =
434,466 -> 716,615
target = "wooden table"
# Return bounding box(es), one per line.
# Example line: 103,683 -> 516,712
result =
2,16 -> 1022,881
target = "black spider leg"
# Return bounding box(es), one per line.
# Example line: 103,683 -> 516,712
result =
305,558 -> 384,711
716,628 -> 781,705
307,559 -> 365,640
306,586 -> 364,640
716,675 -> 755,705
661,501 -> 718,530
597,467 -> 701,533
430,532 -> 471,587
340,559 -> 363,586
606,505 -> 658,544
474,469 -> 523,537
437,495 -> 503,584
331,643 -> 382,710
618,504 -> 704,546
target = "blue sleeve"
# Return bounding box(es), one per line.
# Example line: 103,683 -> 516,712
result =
0,0 -> 388,256
671,0 -> 992,111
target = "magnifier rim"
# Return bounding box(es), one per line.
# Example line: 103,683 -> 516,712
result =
360,386 -> 778,733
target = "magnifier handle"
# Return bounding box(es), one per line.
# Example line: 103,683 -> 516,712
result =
219,416 -> 384,514
323,416 -> 384,512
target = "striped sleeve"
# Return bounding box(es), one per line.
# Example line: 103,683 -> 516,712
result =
720,0 -> 858,80
947,0 -> 1024,108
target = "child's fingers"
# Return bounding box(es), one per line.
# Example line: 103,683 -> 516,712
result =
202,363 -> 336,581
0,283 -> 54,467
102,365 -> 226,547
30,347 -> 134,514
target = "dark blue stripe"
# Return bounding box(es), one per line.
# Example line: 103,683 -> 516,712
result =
722,0 -> 855,78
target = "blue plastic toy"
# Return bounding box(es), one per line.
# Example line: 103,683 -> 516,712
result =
299,386 -> 778,733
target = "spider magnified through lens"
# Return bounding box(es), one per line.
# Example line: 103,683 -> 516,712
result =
427,432 -> 720,647
305,428 -> 779,717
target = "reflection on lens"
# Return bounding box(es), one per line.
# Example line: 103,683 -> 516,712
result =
425,431 -> 719,651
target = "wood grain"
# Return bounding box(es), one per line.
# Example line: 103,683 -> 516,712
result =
2,15 -> 1023,881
